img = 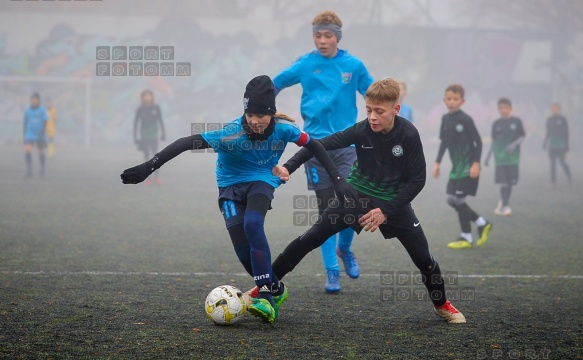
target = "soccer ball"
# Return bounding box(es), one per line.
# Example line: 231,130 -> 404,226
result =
205,285 -> 247,325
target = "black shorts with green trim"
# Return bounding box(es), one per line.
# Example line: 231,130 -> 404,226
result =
495,165 -> 519,185
446,176 -> 479,197
321,193 -> 423,240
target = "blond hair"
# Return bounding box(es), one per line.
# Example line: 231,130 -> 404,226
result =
365,78 -> 400,104
275,112 -> 295,122
312,11 -> 342,27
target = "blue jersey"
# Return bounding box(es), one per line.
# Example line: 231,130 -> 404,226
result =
273,49 -> 373,139
399,103 -> 413,123
24,106 -> 49,141
201,116 -> 309,188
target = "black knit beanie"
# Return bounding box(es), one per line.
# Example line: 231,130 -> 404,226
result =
243,75 -> 276,115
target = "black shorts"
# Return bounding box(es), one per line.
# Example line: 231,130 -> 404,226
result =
548,148 -> 567,158
446,177 -> 479,197
136,139 -> 158,153
304,147 -> 356,191
321,193 -> 423,239
25,139 -> 47,149
495,165 -> 519,185
218,181 -> 274,228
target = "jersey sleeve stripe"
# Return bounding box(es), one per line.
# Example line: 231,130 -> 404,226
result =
295,131 -> 309,146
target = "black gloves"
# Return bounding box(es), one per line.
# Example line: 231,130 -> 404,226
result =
332,177 -> 360,207
120,163 -> 153,184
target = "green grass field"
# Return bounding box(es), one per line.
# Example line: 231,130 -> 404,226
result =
1,143 -> 581,359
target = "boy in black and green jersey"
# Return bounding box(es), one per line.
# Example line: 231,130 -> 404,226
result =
543,103 -> 571,186
485,98 -> 525,216
433,84 -> 492,250
265,79 -> 466,323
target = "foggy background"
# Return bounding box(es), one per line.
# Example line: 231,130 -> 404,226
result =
1,0 -> 582,154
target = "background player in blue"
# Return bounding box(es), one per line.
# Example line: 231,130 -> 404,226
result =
120,75 -> 357,323
273,10 -> 374,293
397,80 -> 413,123
23,93 -> 49,178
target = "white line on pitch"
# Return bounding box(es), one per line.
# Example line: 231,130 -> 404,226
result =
1,270 -> 582,279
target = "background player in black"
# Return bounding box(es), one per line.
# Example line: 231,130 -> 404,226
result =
268,79 -> 466,323
134,90 -> 165,185
543,103 -> 571,187
484,98 -> 525,216
433,84 -> 492,250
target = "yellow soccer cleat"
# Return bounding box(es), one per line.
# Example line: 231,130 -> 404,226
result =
477,222 -> 493,247
447,238 -> 472,249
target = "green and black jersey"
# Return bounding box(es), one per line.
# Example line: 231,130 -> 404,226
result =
134,104 -> 164,141
491,117 -> 525,166
283,117 -> 426,218
545,115 -> 569,151
435,110 -> 482,180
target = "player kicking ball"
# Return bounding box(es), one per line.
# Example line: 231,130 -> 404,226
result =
120,75 -> 356,323
248,79 -> 465,323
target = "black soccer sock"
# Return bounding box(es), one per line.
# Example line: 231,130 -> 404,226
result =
559,156 -> 572,182
228,224 -> 253,276
25,152 -> 32,173
398,232 -> 446,306
500,185 -> 512,207
422,260 -> 446,307
39,153 -> 45,174
456,209 -> 472,234
458,203 -> 479,223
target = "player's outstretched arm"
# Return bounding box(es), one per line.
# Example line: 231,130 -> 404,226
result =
120,134 -> 209,184
302,138 -> 359,203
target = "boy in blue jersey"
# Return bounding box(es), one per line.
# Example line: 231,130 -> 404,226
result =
23,93 -> 49,177
120,75 -> 357,323
273,10 -> 374,293
397,80 -> 413,123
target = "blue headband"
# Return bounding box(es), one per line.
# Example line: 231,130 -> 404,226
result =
313,24 -> 342,42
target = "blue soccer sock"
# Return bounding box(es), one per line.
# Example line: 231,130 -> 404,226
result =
337,227 -> 354,253
244,210 -> 274,306
320,235 -> 339,271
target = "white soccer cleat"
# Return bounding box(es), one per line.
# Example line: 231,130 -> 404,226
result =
502,206 -> 512,217
494,201 -> 503,216
434,300 -> 466,323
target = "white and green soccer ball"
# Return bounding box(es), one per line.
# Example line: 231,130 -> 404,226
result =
205,285 -> 247,325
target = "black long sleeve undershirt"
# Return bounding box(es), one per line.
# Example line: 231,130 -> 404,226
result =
435,141 -> 447,164
145,133 -> 341,186
301,138 -> 342,184
146,134 -> 209,170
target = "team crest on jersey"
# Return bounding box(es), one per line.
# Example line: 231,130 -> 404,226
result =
243,97 -> 249,110
510,123 -> 517,130
341,72 -> 352,84
392,145 -> 404,157
456,124 -> 464,132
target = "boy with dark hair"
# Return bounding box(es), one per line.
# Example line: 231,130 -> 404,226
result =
484,98 -> 525,216
273,10 -> 374,293
433,84 -> 492,249
543,103 -> 571,186
262,78 -> 466,323
23,93 -> 49,177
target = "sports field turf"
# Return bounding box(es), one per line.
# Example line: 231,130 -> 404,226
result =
1,143 -> 581,359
